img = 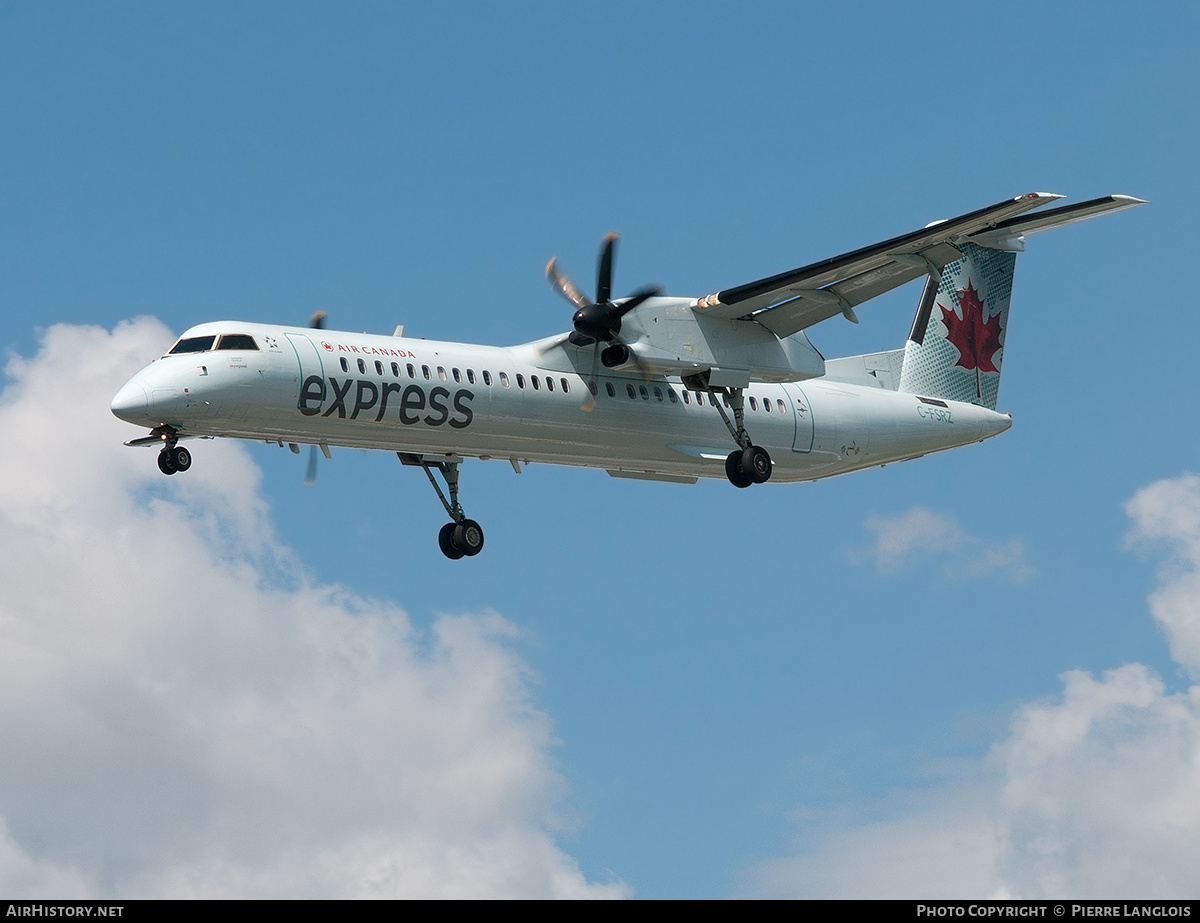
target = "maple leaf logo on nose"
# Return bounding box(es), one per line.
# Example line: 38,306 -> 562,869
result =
939,279 -> 1002,399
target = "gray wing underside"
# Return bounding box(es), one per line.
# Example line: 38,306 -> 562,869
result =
696,193 -> 1145,339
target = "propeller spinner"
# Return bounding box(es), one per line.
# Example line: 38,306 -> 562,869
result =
546,233 -> 660,347
545,234 -> 661,410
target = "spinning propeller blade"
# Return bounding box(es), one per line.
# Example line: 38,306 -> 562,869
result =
303,310 -> 328,485
546,259 -> 590,311
304,445 -> 318,486
545,233 -> 661,347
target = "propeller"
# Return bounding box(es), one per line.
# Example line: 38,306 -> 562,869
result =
304,310 -> 327,484
545,234 -> 660,409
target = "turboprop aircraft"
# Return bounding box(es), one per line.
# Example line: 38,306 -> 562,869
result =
111,192 -> 1143,558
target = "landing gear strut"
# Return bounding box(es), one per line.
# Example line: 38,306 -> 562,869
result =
151,426 -> 192,476
707,387 -> 772,488
400,453 -> 485,559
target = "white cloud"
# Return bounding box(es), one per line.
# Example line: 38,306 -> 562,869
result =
1126,475 -> 1200,679
0,320 -> 626,898
852,506 -> 1034,581
749,475 -> 1200,898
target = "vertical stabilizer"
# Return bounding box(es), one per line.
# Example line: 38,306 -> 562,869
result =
898,242 -> 1015,410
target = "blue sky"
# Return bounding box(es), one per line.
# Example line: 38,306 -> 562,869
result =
2,2 -> 1198,898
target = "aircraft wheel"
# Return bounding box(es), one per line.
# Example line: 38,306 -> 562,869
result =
157,450 -> 178,476
453,519 -> 485,556
438,522 -> 465,559
170,446 -> 192,472
742,445 -> 772,484
725,450 -> 753,489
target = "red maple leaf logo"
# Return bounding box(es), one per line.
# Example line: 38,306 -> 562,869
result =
939,280 -> 1002,398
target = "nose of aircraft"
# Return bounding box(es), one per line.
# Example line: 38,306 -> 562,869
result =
110,378 -> 149,423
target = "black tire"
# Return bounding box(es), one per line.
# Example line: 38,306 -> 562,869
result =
157,450 -> 177,476
438,522 -> 465,559
742,445 -> 772,484
170,446 -> 192,472
725,450 -> 753,488
453,519 -> 485,556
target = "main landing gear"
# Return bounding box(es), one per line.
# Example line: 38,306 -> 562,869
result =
710,387 -> 772,489
399,453 -> 485,560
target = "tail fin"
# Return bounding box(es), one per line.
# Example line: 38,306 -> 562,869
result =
898,242 -> 1014,410
898,193 -> 1146,410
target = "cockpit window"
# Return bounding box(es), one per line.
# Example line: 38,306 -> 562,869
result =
168,336 -> 216,355
216,334 -> 259,351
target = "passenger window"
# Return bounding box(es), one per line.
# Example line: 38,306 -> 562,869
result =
357,359 -> 366,374
764,398 -> 771,412
340,357 -> 349,372
683,391 -> 691,405
531,375 -> 540,390
668,389 -> 677,404
375,360 -> 383,376
482,370 -> 491,386
168,335 -> 216,355
391,362 -> 400,377
437,367 -> 447,382
545,377 -> 554,392
422,365 -> 431,380
749,397 -> 758,411
588,381 -> 597,396
627,384 -> 636,399
453,368 -> 462,383
561,378 -> 569,393
653,387 -> 663,402
216,334 -> 259,351
778,399 -> 786,413
517,374 -> 525,389
407,364 -> 416,378
639,385 -> 649,401
606,382 -> 615,397
467,369 -> 476,384
499,372 -> 509,387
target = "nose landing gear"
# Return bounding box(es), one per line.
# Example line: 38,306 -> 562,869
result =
138,425 -> 192,476
157,444 -> 192,475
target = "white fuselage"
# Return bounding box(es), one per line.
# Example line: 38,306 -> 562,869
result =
111,321 -> 1012,483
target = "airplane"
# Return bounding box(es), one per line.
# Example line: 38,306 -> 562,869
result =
111,192 -> 1144,558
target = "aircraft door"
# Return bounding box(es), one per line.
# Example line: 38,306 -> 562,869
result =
784,383 -> 815,453
285,332 -> 327,415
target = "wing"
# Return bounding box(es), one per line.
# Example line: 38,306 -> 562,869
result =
694,193 -> 1145,338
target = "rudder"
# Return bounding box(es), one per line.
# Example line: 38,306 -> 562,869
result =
898,241 -> 1015,410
